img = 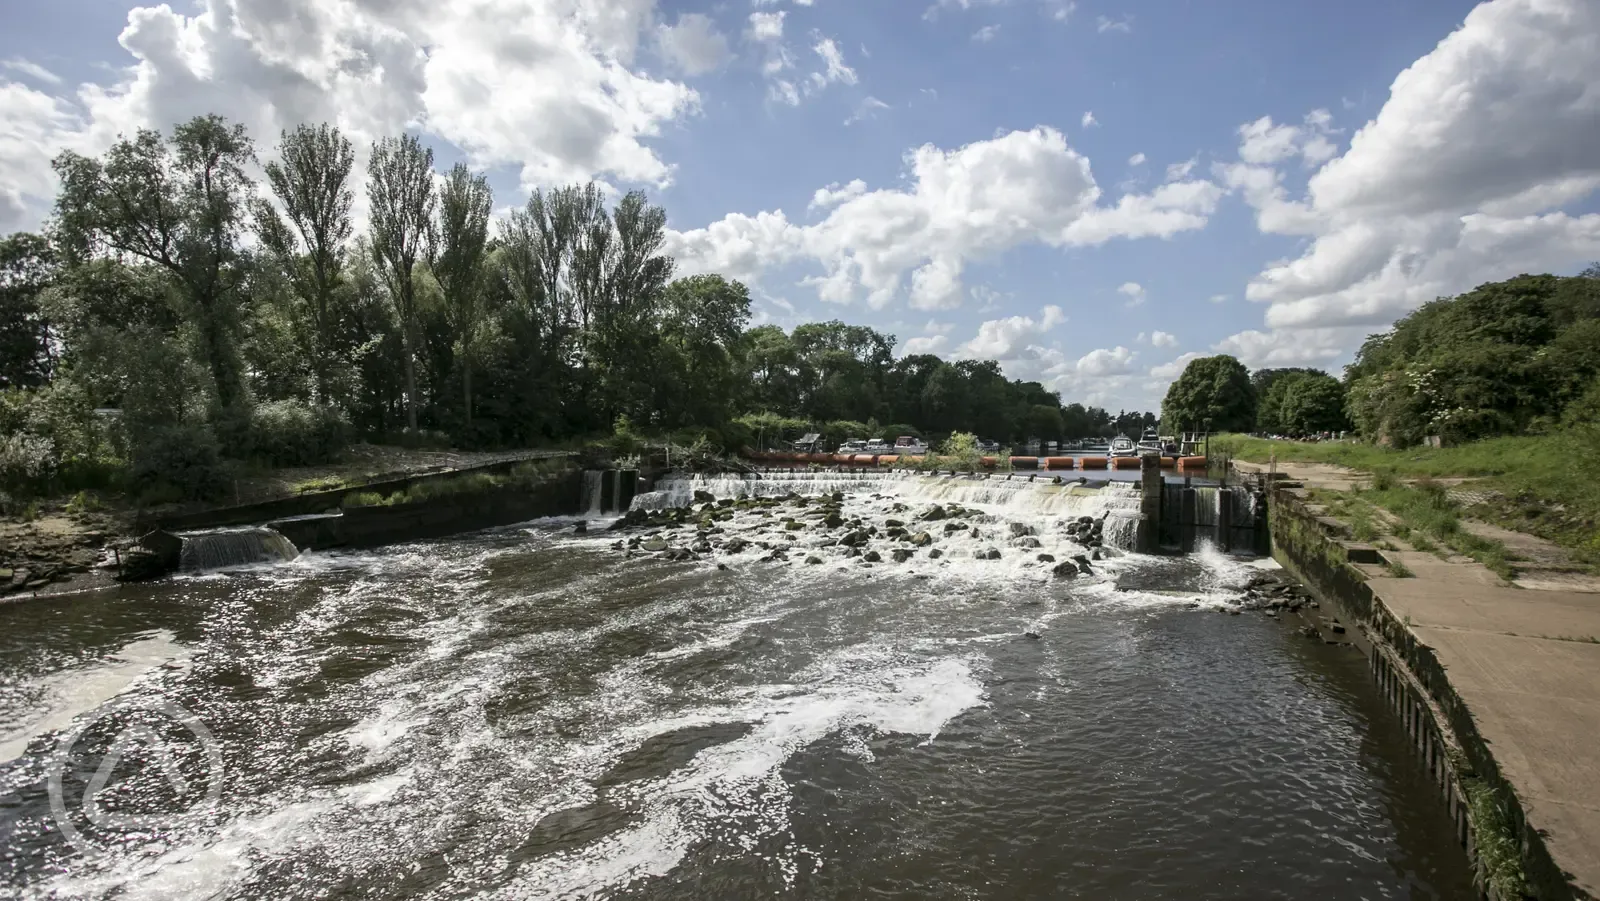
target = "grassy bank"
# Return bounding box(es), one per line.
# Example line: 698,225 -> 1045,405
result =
1216,430 -> 1600,566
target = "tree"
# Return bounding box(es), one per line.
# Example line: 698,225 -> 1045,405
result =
1161,355 -> 1255,433
0,233 -> 57,389
255,123 -> 356,404
367,134 -> 436,432
1274,372 -> 1347,435
433,163 -> 493,428
53,115 -> 257,414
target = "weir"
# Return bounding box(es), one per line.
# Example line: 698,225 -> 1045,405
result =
176,526 -> 300,571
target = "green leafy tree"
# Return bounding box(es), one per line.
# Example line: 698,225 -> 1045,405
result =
433,163 -> 493,429
1274,371 -> 1348,435
255,123 -> 356,404
53,115 -> 257,414
0,233 -> 57,389
1160,355 -> 1255,433
367,134 -> 436,432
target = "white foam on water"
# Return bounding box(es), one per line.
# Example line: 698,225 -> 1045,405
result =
496,651 -> 986,899
0,630 -> 191,764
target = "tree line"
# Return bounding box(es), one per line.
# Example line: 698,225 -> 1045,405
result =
1159,268 -> 1600,445
0,115 -> 1156,504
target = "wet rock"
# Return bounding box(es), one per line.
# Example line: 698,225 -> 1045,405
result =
662,548 -> 696,562
690,540 -> 713,554
1011,537 -> 1042,549
1008,522 -> 1033,538
929,549 -> 944,560
717,563 -> 728,571
641,537 -> 669,552
886,527 -> 907,540
722,538 -> 750,554
1297,625 -> 1320,639
805,555 -> 823,565
717,498 -> 735,507
920,505 -> 948,522
573,521 -> 588,534
785,520 -> 806,531
1052,561 -> 1078,579
863,550 -> 882,563
884,519 -> 905,529
1036,553 -> 1055,563
844,547 -> 863,558
1078,515 -> 1095,525
891,548 -> 915,563
943,522 -> 969,534
822,511 -> 844,529
1330,623 -> 1347,634
975,547 -> 1002,561
839,530 -> 870,548
762,549 -> 789,563
1023,630 -> 1042,640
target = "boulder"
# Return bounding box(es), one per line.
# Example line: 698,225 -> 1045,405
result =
891,548 -> 915,563
1036,553 -> 1056,563
884,519 -> 905,529
920,505 -> 948,522
641,537 -> 669,552
690,540 -> 713,554
722,538 -> 750,553
822,511 -> 845,528
1008,522 -> 1032,538
785,520 -> 806,531
1011,537 -> 1042,549
975,547 -> 1002,561
929,548 -> 944,560
943,522 -> 969,534
863,550 -> 882,563
574,521 -> 588,534
910,531 -> 934,547
1051,561 -> 1078,579
839,530 -> 870,548
805,555 -> 823,565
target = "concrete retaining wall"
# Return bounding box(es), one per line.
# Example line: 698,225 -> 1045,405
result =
1271,486 -> 1568,901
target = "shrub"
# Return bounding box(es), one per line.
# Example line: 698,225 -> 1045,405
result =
342,491 -> 386,508
249,400 -> 351,467
130,423 -> 227,501
0,433 -> 57,495
940,431 -> 983,471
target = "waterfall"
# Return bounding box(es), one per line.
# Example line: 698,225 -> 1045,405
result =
582,471 -> 605,516
177,527 -> 300,572
633,470 -> 1147,551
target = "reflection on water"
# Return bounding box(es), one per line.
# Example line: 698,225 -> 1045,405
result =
0,478 -> 1471,900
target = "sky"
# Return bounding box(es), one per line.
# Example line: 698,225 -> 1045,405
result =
2,0 -> 1599,412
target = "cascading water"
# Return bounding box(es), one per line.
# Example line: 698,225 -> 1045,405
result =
177,526 -> 300,571
582,470 -> 605,516
633,470 -> 1146,551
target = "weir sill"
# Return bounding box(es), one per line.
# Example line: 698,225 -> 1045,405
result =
1271,488 -> 1578,901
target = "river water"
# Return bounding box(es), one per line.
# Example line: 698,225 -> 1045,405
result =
1,473 -> 1473,899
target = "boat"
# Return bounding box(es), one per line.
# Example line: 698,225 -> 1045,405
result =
1109,435 -> 1138,457
893,435 -> 930,456
1135,428 -> 1164,455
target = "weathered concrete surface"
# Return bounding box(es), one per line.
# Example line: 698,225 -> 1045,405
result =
1368,576 -> 1600,899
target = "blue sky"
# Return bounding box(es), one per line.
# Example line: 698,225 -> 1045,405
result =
3,0 -> 1598,411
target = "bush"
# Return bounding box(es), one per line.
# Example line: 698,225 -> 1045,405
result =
342,491 -> 385,508
0,433 -> 57,495
249,400 -> 351,466
130,423 -> 228,501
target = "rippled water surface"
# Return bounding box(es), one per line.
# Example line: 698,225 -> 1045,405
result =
1,474 -> 1473,899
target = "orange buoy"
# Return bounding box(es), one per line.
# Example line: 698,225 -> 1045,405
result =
852,454 -> 877,465
1009,456 -> 1038,469
980,456 -> 998,469
1112,456 -> 1141,470
901,455 -> 924,465
1044,456 -> 1075,470
1080,456 -> 1108,470
1178,455 -> 1207,469
1160,456 -> 1178,468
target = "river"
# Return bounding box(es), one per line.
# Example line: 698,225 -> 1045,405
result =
1,472 -> 1473,899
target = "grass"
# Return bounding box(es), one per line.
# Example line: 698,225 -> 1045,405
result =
1386,559 -> 1416,578
294,476 -> 349,494
340,460 -> 571,509
1461,778 -> 1527,900
1217,429 -> 1600,568
1361,481 -> 1517,581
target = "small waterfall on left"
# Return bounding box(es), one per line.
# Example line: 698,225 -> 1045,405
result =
177,526 -> 300,572
582,471 -> 605,517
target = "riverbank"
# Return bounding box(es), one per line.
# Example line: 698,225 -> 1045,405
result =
1264,468 -> 1600,900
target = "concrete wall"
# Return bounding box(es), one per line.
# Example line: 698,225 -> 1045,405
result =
1271,486 -> 1568,901
269,469 -> 583,553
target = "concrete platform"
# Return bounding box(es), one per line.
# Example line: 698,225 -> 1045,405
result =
1370,576 -> 1600,898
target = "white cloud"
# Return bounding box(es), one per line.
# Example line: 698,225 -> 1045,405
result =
0,0 -> 703,223
0,82 -> 81,231
809,179 -> 868,210
1150,330 -> 1177,348
1128,152 -> 1146,166
1237,110 -> 1338,168
1165,158 -> 1196,182
1149,351 -> 1204,380
1080,110 -> 1097,128
1236,0 -> 1600,332
747,11 -> 786,43
657,13 -> 731,76
959,304 -> 1067,359
1072,345 -> 1136,376
902,334 -> 951,355
844,96 -> 890,126
668,126 -> 1224,311
973,24 -> 1001,42
1117,281 -> 1146,307
1096,15 -> 1132,33
3,58 -> 63,86
1211,327 -> 1354,368
813,37 -> 857,86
